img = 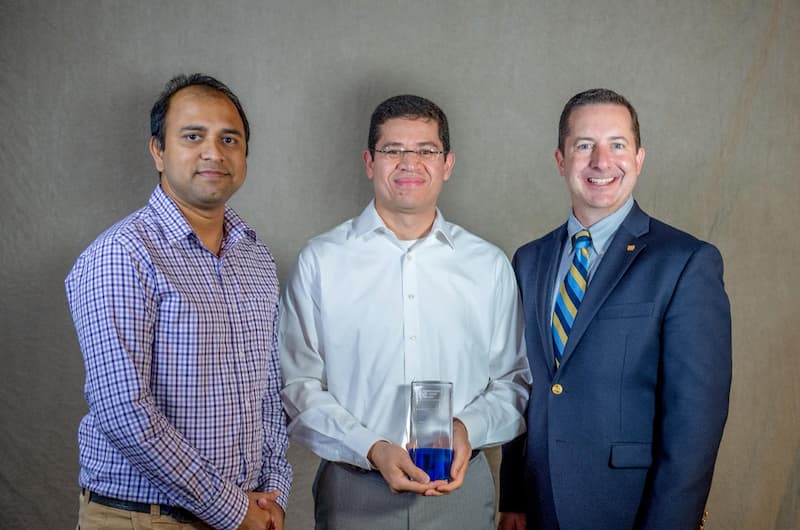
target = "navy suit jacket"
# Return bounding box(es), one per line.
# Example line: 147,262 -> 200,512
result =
500,202 -> 731,530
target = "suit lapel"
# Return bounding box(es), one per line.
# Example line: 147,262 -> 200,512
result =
558,203 -> 651,367
535,227 -> 567,379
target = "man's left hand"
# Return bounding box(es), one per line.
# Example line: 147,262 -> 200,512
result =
426,418 -> 471,495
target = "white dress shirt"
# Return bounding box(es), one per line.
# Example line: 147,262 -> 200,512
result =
279,201 -> 531,469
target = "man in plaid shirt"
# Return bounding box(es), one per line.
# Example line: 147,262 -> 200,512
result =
66,73 -> 291,530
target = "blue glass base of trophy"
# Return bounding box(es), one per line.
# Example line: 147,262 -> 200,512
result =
408,447 -> 453,482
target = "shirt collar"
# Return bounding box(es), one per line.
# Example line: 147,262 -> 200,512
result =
351,200 -> 456,249
567,196 -> 634,255
222,206 -> 257,245
148,184 -> 256,247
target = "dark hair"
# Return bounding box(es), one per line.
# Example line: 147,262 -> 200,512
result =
150,73 -> 250,155
367,95 -> 450,155
558,88 -> 641,152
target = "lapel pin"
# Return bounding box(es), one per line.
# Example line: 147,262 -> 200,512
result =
627,244 -> 636,251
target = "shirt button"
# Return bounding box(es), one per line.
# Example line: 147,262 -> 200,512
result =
408,294 -> 415,300
551,383 -> 563,395
406,254 -> 413,261
409,335 -> 416,341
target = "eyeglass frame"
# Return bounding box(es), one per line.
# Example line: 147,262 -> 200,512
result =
372,147 -> 447,161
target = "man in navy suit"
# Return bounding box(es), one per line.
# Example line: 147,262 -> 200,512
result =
498,89 -> 731,530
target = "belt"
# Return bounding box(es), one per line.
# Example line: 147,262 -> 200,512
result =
338,449 -> 482,474
82,489 -> 198,523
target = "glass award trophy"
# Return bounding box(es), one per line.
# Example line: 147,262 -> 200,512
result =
409,380 -> 453,482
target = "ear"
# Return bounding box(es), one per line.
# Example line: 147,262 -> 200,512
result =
554,148 -> 566,176
442,151 -> 455,182
635,146 -> 645,174
149,137 -> 165,173
363,150 -> 375,180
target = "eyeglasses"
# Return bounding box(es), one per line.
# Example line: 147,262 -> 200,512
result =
373,147 -> 446,161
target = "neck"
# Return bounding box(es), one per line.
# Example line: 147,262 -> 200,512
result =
178,203 -> 226,255
159,182 -> 226,255
375,205 -> 436,241
574,208 -> 612,228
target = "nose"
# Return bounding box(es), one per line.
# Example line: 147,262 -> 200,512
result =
590,145 -> 611,170
397,150 -> 423,168
201,139 -> 224,161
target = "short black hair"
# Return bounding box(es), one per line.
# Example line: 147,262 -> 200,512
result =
367,95 -> 450,155
150,73 -> 250,155
558,88 -> 641,152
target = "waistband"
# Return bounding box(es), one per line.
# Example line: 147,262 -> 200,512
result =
81,489 -> 198,524
335,448 -> 482,474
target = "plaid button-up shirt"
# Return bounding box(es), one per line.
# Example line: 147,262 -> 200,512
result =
66,185 -> 291,530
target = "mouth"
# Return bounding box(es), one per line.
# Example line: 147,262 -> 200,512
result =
394,176 -> 425,187
195,169 -> 229,178
587,175 -> 618,185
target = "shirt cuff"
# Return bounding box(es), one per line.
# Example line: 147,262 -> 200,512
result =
260,473 -> 293,511
343,424 -> 384,469
454,410 -> 489,449
196,481 -> 248,530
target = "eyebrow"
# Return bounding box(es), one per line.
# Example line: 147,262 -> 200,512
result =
179,125 -> 243,137
572,135 -> 629,143
377,141 -> 441,148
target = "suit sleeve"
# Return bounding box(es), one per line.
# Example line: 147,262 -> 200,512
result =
637,242 -> 732,529
499,434 -> 529,512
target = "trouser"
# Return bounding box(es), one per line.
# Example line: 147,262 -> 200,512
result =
77,489 -> 214,530
313,451 -> 495,530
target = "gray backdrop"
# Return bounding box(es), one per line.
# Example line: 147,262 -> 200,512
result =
1,1 -> 798,528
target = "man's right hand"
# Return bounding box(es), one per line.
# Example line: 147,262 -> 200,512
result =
497,512 -> 526,530
367,440 -> 446,494
238,491 -> 283,530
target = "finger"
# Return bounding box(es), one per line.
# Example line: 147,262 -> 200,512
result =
435,477 -> 463,493
383,471 -> 432,495
395,477 -> 432,494
401,461 -> 431,485
498,512 -> 527,530
447,453 -> 469,483
435,463 -> 467,493
255,490 -> 280,509
389,450 -> 431,485
422,479 -> 450,496
266,504 -> 285,530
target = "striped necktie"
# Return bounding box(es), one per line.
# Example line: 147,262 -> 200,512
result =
552,230 -> 592,367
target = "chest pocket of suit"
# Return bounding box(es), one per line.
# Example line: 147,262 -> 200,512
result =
609,443 -> 653,468
597,302 -> 654,320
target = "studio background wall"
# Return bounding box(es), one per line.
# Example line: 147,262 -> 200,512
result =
1,1 -> 797,528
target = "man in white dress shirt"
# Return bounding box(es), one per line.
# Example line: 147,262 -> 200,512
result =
279,94 -> 531,530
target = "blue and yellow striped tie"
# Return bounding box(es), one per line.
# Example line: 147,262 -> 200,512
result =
552,230 -> 592,367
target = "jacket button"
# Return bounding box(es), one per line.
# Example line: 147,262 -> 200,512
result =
551,383 -> 563,395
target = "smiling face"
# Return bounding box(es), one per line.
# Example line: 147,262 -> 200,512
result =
556,103 -> 645,227
364,117 -> 455,230
149,86 -> 247,217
